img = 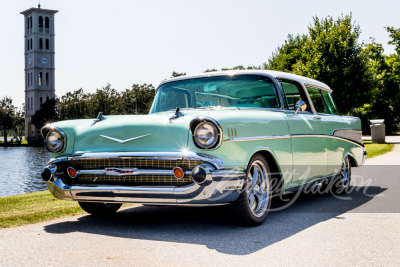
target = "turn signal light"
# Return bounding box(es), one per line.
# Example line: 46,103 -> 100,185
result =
173,167 -> 185,179
67,167 -> 77,178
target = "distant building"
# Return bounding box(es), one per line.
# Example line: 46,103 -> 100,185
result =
21,5 -> 58,139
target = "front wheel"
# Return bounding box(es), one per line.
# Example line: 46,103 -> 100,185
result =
78,202 -> 122,216
229,154 -> 272,226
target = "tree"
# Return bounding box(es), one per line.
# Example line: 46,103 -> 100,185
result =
31,98 -> 58,131
386,27 -> 400,54
264,14 -> 372,115
13,106 -> 25,143
121,84 -> 155,114
171,71 -> 186,78
0,96 -> 15,144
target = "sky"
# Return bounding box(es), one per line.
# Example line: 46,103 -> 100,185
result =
0,0 -> 399,108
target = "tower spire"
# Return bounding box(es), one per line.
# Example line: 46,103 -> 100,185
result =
38,1 -> 41,9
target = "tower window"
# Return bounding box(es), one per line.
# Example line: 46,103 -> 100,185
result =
30,73 -> 33,86
27,98 -> 30,111
45,17 -> 49,33
46,73 -> 49,86
30,17 -> 32,31
39,72 -> 42,86
30,38 -> 33,50
40,97 -> 43,105
27,39 -> 29,50
46,39 -> 49,50
27,19 -> 30,31
38,16 -> 43,32
39,38 -> 43,49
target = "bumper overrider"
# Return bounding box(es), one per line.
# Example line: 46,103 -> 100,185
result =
41,152 -> 246,206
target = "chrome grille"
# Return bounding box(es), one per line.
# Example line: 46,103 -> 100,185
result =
68,158 -> 203,171
76,174 -> 193,186
58,157 -> 202,186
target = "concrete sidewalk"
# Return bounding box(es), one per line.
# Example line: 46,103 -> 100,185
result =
363,136 -> 400,165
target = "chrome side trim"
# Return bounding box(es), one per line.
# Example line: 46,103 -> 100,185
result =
76,169 -> 192,176
224,134 -> 364,147
49,151 -> 225,170
225,135 -> 291,142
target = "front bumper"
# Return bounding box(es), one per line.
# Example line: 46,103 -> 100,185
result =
45,152 -> 246,206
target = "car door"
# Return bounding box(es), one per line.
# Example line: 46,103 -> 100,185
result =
304,85 -> 347,176
279,79 -> 327,187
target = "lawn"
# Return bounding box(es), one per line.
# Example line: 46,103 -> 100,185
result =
0,191 -> 85,228
363,140 -> 394,158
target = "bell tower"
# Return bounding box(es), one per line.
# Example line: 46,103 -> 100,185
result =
21,5 -> 58,139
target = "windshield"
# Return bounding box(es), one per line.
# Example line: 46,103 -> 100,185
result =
149,75 -> 280,113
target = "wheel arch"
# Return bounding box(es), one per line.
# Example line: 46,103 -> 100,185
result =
247,147 -> 283,194
344,151 -> 358,167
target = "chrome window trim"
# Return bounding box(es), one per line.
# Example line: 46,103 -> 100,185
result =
304,83 -> 333,93
152,73 -> 285,112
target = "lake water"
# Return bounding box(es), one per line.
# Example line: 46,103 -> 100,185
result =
0,147 -> 50,197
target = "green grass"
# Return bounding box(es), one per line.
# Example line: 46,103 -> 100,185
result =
0,191 -> 85,228
363,140 -> 394,158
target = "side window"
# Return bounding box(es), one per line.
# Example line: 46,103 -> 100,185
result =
322,91 -> 339,115
280,81 -> 311,112
306,86 -> 329,114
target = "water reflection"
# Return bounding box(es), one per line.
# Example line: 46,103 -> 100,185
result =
0,147 -> 50,197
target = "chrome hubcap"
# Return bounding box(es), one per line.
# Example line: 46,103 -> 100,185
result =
341,156 -> 350,187
246,160 -> 270,217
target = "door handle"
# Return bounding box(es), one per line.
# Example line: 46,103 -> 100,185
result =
314,116 -> 321,120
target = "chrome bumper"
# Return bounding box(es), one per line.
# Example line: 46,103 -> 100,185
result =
45,152 -> 246,206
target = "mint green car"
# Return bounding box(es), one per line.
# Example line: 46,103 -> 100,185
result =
40,70 -> 366,226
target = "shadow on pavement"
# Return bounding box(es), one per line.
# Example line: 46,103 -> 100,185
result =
44,184 -> 387,255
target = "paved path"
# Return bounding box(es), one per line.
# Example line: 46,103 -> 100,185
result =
1,144 -> 399,266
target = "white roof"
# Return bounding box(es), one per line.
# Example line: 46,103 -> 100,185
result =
158,70 -> 332,92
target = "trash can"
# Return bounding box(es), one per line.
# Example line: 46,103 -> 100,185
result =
370,119 -> 386,144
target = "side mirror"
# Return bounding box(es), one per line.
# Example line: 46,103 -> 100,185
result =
294,101 -> 307,115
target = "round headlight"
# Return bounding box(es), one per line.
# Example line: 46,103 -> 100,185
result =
46,130 -> 64,153
193,121 -> 219,149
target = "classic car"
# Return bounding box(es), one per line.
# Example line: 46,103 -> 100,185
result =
40,70 -> 367,226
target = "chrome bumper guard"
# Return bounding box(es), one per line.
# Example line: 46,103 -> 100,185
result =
45,152 -> 246,206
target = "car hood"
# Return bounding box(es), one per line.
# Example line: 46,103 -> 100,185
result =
50,108 -> 287,156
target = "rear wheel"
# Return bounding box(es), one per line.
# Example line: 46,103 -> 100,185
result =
78,202 -> 122,216
321,155 -> 352,195
229,154 -> 272,226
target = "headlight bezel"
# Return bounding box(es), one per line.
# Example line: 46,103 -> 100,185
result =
190,117 -> 222,150
42,126 -> 66,153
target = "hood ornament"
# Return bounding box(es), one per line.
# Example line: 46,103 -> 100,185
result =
91,112 -> 106,126
100,134 -> 151,144
169,107 -> 184,122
